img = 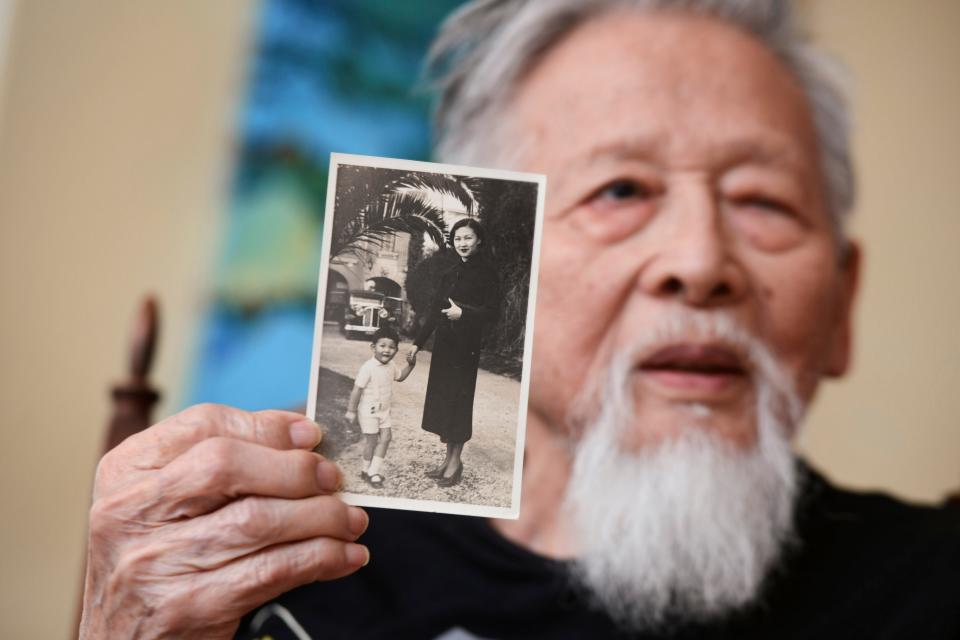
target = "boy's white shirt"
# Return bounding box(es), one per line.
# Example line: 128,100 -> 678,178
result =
355,356 -> 402,413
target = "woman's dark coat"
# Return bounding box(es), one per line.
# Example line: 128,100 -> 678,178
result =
414,254 -> 500,444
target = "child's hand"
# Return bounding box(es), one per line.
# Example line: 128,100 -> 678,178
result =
344,410 -> 356,422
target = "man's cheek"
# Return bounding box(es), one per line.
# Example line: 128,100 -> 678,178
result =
537,247 -> 587,328
763,273 -> 839,398
541,231 -> 636,329
531,241 -> 605,416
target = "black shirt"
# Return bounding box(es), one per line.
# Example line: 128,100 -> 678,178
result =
237,465 -> 960,639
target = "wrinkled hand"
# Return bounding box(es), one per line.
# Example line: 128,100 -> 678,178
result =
441,298 -> 462,321
79,404 -> 369,639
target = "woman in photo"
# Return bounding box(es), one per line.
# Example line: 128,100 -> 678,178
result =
409,217 -> 500,487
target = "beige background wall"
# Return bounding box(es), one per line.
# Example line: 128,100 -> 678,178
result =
0,1 -> 956,637
0,2 -> 257,637
799,0 -> 960,501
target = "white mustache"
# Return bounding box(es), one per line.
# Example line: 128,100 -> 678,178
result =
573,309 -> 804,436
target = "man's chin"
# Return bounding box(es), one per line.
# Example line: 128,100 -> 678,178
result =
617,400 -> 761,452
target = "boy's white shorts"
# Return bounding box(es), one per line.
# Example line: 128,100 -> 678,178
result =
358,409 -> 392,435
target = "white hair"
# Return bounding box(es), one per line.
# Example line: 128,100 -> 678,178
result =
562,310 -> 802,629
426,0 -> 855,243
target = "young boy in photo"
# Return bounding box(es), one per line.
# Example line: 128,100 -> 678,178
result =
345,327 -> 416,486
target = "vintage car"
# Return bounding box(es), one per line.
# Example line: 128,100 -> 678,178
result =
342,289 -> 417,339
342,290 -> 386,339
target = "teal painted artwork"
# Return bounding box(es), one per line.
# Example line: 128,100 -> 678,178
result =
188,0 -> 465,410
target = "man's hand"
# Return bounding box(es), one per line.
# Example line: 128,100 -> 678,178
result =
345,409 -> 357,422
79,404 -> 369,639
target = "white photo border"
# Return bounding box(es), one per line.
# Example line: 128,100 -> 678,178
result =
306,152 -> 547,520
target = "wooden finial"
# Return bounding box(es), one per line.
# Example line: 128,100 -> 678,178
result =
129,295 -> 159,382
106,295 -> 162,452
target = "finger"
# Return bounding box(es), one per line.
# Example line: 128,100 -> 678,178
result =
145,438 -> 343,519
187,536 -> 369,626
94,440 -> 343,523
111,405 -> 322,472
171,495 -> 369,570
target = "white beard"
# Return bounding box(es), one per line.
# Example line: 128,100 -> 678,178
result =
563,312 -> 803,630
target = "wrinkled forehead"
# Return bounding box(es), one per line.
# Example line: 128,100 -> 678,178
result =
507,10 -> 822,184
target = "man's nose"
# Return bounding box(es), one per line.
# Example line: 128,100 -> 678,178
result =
637,186 -> 747,308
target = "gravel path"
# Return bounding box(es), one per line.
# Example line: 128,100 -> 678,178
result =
313,324 -> 521,509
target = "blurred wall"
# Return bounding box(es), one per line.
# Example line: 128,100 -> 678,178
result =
0,1 -> 257,637
0,0 -> 956,638
800,0 -> 960,503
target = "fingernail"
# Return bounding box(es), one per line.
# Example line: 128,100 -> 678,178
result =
346,543 -> 369,567
316,460 -> 341,492
348,506 -> 369,536
290,420 -> 321,448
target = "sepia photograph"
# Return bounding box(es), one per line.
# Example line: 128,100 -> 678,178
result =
306,153 -> 545,518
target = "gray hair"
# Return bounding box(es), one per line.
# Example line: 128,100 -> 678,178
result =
426,0 -> 855,242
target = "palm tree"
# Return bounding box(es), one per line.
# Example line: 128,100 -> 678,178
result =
386,171 -> 480,218
331,171 -> 479,261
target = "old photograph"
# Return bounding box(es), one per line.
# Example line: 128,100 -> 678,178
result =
306,153 -> 545,518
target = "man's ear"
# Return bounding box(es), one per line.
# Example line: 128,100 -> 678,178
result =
824,241 -> 862,377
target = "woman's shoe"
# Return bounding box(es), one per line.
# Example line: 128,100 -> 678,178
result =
424,465 -> 446,479
437,463 -> 463,487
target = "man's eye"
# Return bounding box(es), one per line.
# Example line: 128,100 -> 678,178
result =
595,179 -> 652,202
576,177 -> 659,241
733,195 -> 793,215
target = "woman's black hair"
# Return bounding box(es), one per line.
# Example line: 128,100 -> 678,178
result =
448,216 -> 485,248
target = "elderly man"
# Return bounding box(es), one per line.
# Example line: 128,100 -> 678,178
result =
80,0 -> 960,638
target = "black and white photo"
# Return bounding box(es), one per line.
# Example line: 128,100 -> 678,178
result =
307,153 -> 545,518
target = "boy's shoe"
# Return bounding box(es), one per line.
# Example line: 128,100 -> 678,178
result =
360,470 -> 370,481
368,473 -> 385,486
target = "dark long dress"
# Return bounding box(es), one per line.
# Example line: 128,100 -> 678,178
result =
414,254 -> 500,444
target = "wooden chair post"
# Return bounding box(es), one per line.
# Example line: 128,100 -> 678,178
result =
105,296 -> 162,451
